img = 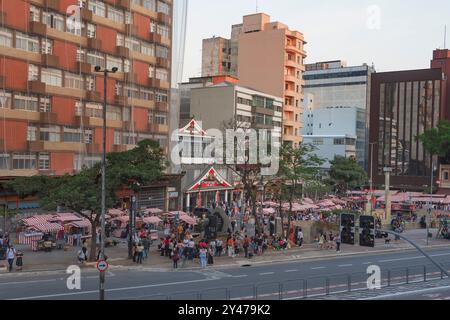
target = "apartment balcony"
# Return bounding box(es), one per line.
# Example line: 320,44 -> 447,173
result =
285,59 -> 300,69
39,112 -> 58,124
44,0 -> 60,11
116,46 -> 130,59
39,169 -> 56,176
284,104 -> 295,112
28,141 -> 44,152
86,144 -> 100,153
149,32 -> 162,43
148,78 -> 161,87
125,23 -> 138,37
124,72 -> 137,83
122,120 -> 136,130
157,12 -> 171,25
284,89 -> 298,98
156,57 -> 169,68
86,91 -> 102,103
87,38 -> 102,51
155,101 -> 168,112
76,61 -> 92,74
28,80 -> 46,95
74,116 -> 90,126
80,8 -> 93,22
148,123 -> 168,133
114,95 -> 128,105
29,21 -> 47,37
285,74 -> 297,83
41,54 -> 59,68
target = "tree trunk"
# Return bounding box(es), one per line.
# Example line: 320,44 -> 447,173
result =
89,221 -> 97,261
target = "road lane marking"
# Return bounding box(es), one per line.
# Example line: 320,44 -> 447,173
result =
285,270 -> 298,273
338,264 -> 353,267
379,252 -> 450,263
10,278 -> 216,300
0,279 -> 57,286
311,267 -> 326,270
362,262 -> 372,265
361,285 -> 450,300
231,275 -> 248,278
259,272 -> 274,276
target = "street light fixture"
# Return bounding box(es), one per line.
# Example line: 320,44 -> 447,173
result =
94,65 -> 118,301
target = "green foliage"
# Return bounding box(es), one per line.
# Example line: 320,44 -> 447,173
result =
329,155 -> 368,194
6,139 -> 165,220
418,120 -> 450,163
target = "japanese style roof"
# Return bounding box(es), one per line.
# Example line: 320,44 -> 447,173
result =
186,166 -> 233,193
178,118 -> 208,137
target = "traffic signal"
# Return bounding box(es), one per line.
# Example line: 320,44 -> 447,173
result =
359,215 -> 375,248
340,213 -> 355,245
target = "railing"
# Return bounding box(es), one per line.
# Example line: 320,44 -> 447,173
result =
131,262 -> 450,300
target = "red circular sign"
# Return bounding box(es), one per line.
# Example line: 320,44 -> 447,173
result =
96,260 -> 109,272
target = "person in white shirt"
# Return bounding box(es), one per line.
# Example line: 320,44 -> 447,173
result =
297,229 -> 304,247
6,245 -> 16,272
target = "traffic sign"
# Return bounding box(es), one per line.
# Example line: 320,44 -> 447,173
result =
97,260 -> 109,272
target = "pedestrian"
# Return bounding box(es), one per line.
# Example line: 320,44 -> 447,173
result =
136,242 -> 144,264
297,228 -> 304,247
142,236 -> 150,260
318,233 -> 325,250
77,248 -> 86,264
172,248 -> 180,269
231,220 -> 236,234
81,245 -> 88,262
132,243 -> 138,262
207,247 -> 214,265
6,245 -> 16,272
243,235 -> 250,258
227,236 -> 234,257
335,233 -> 341,253
199,247 -> 207,268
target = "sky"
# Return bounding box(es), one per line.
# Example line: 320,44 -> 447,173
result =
182,0 -> 450,81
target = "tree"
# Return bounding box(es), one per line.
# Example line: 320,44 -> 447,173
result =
418,120 -> 450,164
329,156 -> 368,194
279,144 -> 325,234
6,139 -> 165,261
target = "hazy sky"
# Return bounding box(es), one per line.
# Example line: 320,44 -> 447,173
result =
182,0 -> 450,81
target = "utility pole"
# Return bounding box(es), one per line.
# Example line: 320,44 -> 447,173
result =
369,143 -> 376,215
94,65 -> 118,301
383,167 -> 392,224
128,195 -> 136,259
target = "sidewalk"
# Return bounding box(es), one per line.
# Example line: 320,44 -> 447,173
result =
1,228 -> 449,274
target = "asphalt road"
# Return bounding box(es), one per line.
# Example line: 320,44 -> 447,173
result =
1,247 -> 450,300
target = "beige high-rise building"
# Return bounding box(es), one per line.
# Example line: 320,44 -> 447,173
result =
237,13 -> 307,147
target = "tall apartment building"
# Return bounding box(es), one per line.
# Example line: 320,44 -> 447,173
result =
302,60 -> 375,169
237,13 -> 306,147
0,0 -> 173,177
201,13 -> 306,147
201,36 -> 231,77
369,50 -> 450,190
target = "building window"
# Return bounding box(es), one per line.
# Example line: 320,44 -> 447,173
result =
0,92 -> 12,108
125,37 -> 140,52
76,48 -> 86,62
444,171 -> 449,181
124,85 -> 139,99
107,6 -> 124,24
156,45 -> 168,59
334,138 -> 345,145
149,65 -> 155,78
157,1 -> 169,15
15,32 -> 39,53
74,155 -> 100,171
38,153 -> 50,170
64,72 -> 83,90
115,82 -> 122,96
43,12 -> 65,31
157,24 -> 170,38
88,0 -> 106,17
0,27 -> 12,48
141,43 -> 154,56
27,125 -> 37,141
106,105 -> 121,121
125,11 -> 132,24
86,76 -> 95,91
106,55 -> 123,72
155,89 -> 167,102
156,68 -> 168,81
13,94 -> 38,112
114,130 -> 121,145
84,128 -> 93,144
12,153 -> 36,170
155,114 -> 166,125
86,103 -> 102,118
124,59 -> 131,73
87,51 -> 105,68
123,107 -> 131,121
39,97 -> 51,112
150,20 -> 157,33
63,126 -> 82,142
87,24 -> 96,38
28,64 -> 39,81
75,101 -> 83,116
41,38 -> 53,54
141,88 -> 153,100
41,68 -> 62,87
123,132 -> 137,145
40,125 -> 61,142
29,5 -> 40,22
142,0 -> 156,10
0,153 -> 10,170
148,111 -> 154,124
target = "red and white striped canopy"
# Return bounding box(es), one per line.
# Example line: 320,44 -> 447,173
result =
21,215 -> 54,226
29,222 -> 64,233
67,220 -> 92,229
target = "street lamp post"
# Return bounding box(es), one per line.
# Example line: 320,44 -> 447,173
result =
427,164 -> 436,246
369,143 -> 377,215
94,65 -> 118,301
